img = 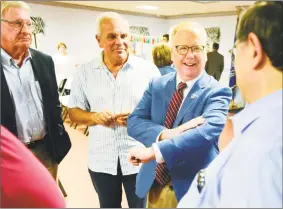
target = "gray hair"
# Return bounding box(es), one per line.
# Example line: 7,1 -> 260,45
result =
96,12 -> 129,36
1,1 -> 30,18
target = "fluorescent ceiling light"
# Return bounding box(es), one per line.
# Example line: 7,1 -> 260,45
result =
136,5 -> 159,10
194,1 -> 220,3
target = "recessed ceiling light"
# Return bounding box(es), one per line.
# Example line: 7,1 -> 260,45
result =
136,5 -> 159,10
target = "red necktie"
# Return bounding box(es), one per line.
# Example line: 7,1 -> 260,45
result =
155,82 -> 187,187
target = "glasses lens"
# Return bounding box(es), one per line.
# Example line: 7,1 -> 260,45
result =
192,46 -> 203,53
177,46 -> 188,55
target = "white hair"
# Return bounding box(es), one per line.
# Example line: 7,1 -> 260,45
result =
169,21 -> 207,47
95,11 -> 129,36
1,1 -> 30,18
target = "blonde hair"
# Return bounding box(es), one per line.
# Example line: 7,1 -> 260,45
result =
96,12 -> 129,36
1,1 -> 30,18
57,42 -> 67,50
169,21 -> 207,47
152,43 -> 173,68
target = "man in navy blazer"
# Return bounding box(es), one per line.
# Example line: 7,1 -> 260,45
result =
127,21 -> 232,207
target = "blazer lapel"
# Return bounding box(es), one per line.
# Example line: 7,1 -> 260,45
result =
1,64 -> 14,111
173,72 -> 211,127
1,64 -> 17,135
30,49 -> 42,81
29,49 -> 49,99
164,73 -> 177,105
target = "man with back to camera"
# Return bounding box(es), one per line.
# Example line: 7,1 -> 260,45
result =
178,1 -> 283,207
127,20 -> 232,207
68,12 -> 160,208
205,42 -> 224,81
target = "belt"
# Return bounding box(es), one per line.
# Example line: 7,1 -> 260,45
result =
25,137 -> 46,149
153,180 -> 173,190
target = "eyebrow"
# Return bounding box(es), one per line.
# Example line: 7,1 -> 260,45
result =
106,33 -> 128,37
106,33 -> 116,37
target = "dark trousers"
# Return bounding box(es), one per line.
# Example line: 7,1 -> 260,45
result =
88,159 -> 144,208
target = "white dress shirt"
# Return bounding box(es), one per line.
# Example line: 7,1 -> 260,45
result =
52,53 -> 77,84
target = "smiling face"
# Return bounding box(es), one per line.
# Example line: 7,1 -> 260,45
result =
96,18 -> 129,64
171,26 -> 207,81
1,6 -> 32,56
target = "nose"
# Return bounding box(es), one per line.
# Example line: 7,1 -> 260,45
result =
115,36 -> 123,45
185,48 -> 194,59
20,23 -> 32,33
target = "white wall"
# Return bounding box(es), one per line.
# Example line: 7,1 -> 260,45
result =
167,15 -> 237,86
167,15 -> 237,71
29,3 -> 237,85
29,3 -> 168,63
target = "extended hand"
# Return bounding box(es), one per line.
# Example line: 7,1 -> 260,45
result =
128,147 -> 155,166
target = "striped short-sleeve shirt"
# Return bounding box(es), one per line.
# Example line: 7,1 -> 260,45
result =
68,53 -> 160,175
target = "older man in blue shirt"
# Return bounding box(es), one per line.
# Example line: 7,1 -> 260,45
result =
178,1 -> 283,208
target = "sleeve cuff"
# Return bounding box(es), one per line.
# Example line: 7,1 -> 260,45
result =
152,143 -> 165,163
156,130 -> 165,142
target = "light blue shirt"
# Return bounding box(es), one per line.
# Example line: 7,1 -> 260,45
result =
68,53 -> 160,175
1,48 -> 46,143
178,89 -> 282,208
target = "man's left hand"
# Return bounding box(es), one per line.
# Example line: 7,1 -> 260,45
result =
128,147 -> 155,166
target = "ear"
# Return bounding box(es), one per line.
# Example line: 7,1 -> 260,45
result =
247,32 -> 265,70
96,35 -> 103,48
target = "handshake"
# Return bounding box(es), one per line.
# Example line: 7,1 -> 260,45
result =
92,111 -> 131,127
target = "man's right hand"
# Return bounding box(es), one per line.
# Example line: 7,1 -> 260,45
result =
91,111 -> 115,127
114,113 -> 131,126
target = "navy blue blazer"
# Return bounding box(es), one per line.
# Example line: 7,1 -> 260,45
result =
127,71 -> 232,201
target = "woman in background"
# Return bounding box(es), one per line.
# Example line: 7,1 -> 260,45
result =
53,42 -> 77,95
152,43 -> 175,76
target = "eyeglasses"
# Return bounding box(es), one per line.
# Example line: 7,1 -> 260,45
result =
1,19 -> 35,31
175,45 -> 205,55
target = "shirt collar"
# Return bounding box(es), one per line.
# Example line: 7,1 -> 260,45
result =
176,70 -> 204,89
1,48 -> 32,67
97,51 -> 132,71
231,89 -> 283,137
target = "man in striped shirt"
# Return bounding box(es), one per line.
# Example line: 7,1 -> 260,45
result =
68,12 -> 160,208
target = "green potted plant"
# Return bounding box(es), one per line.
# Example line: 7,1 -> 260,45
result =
31,16 -> 45,49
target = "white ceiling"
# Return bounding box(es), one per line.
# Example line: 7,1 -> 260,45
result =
55,1 -> 254,17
